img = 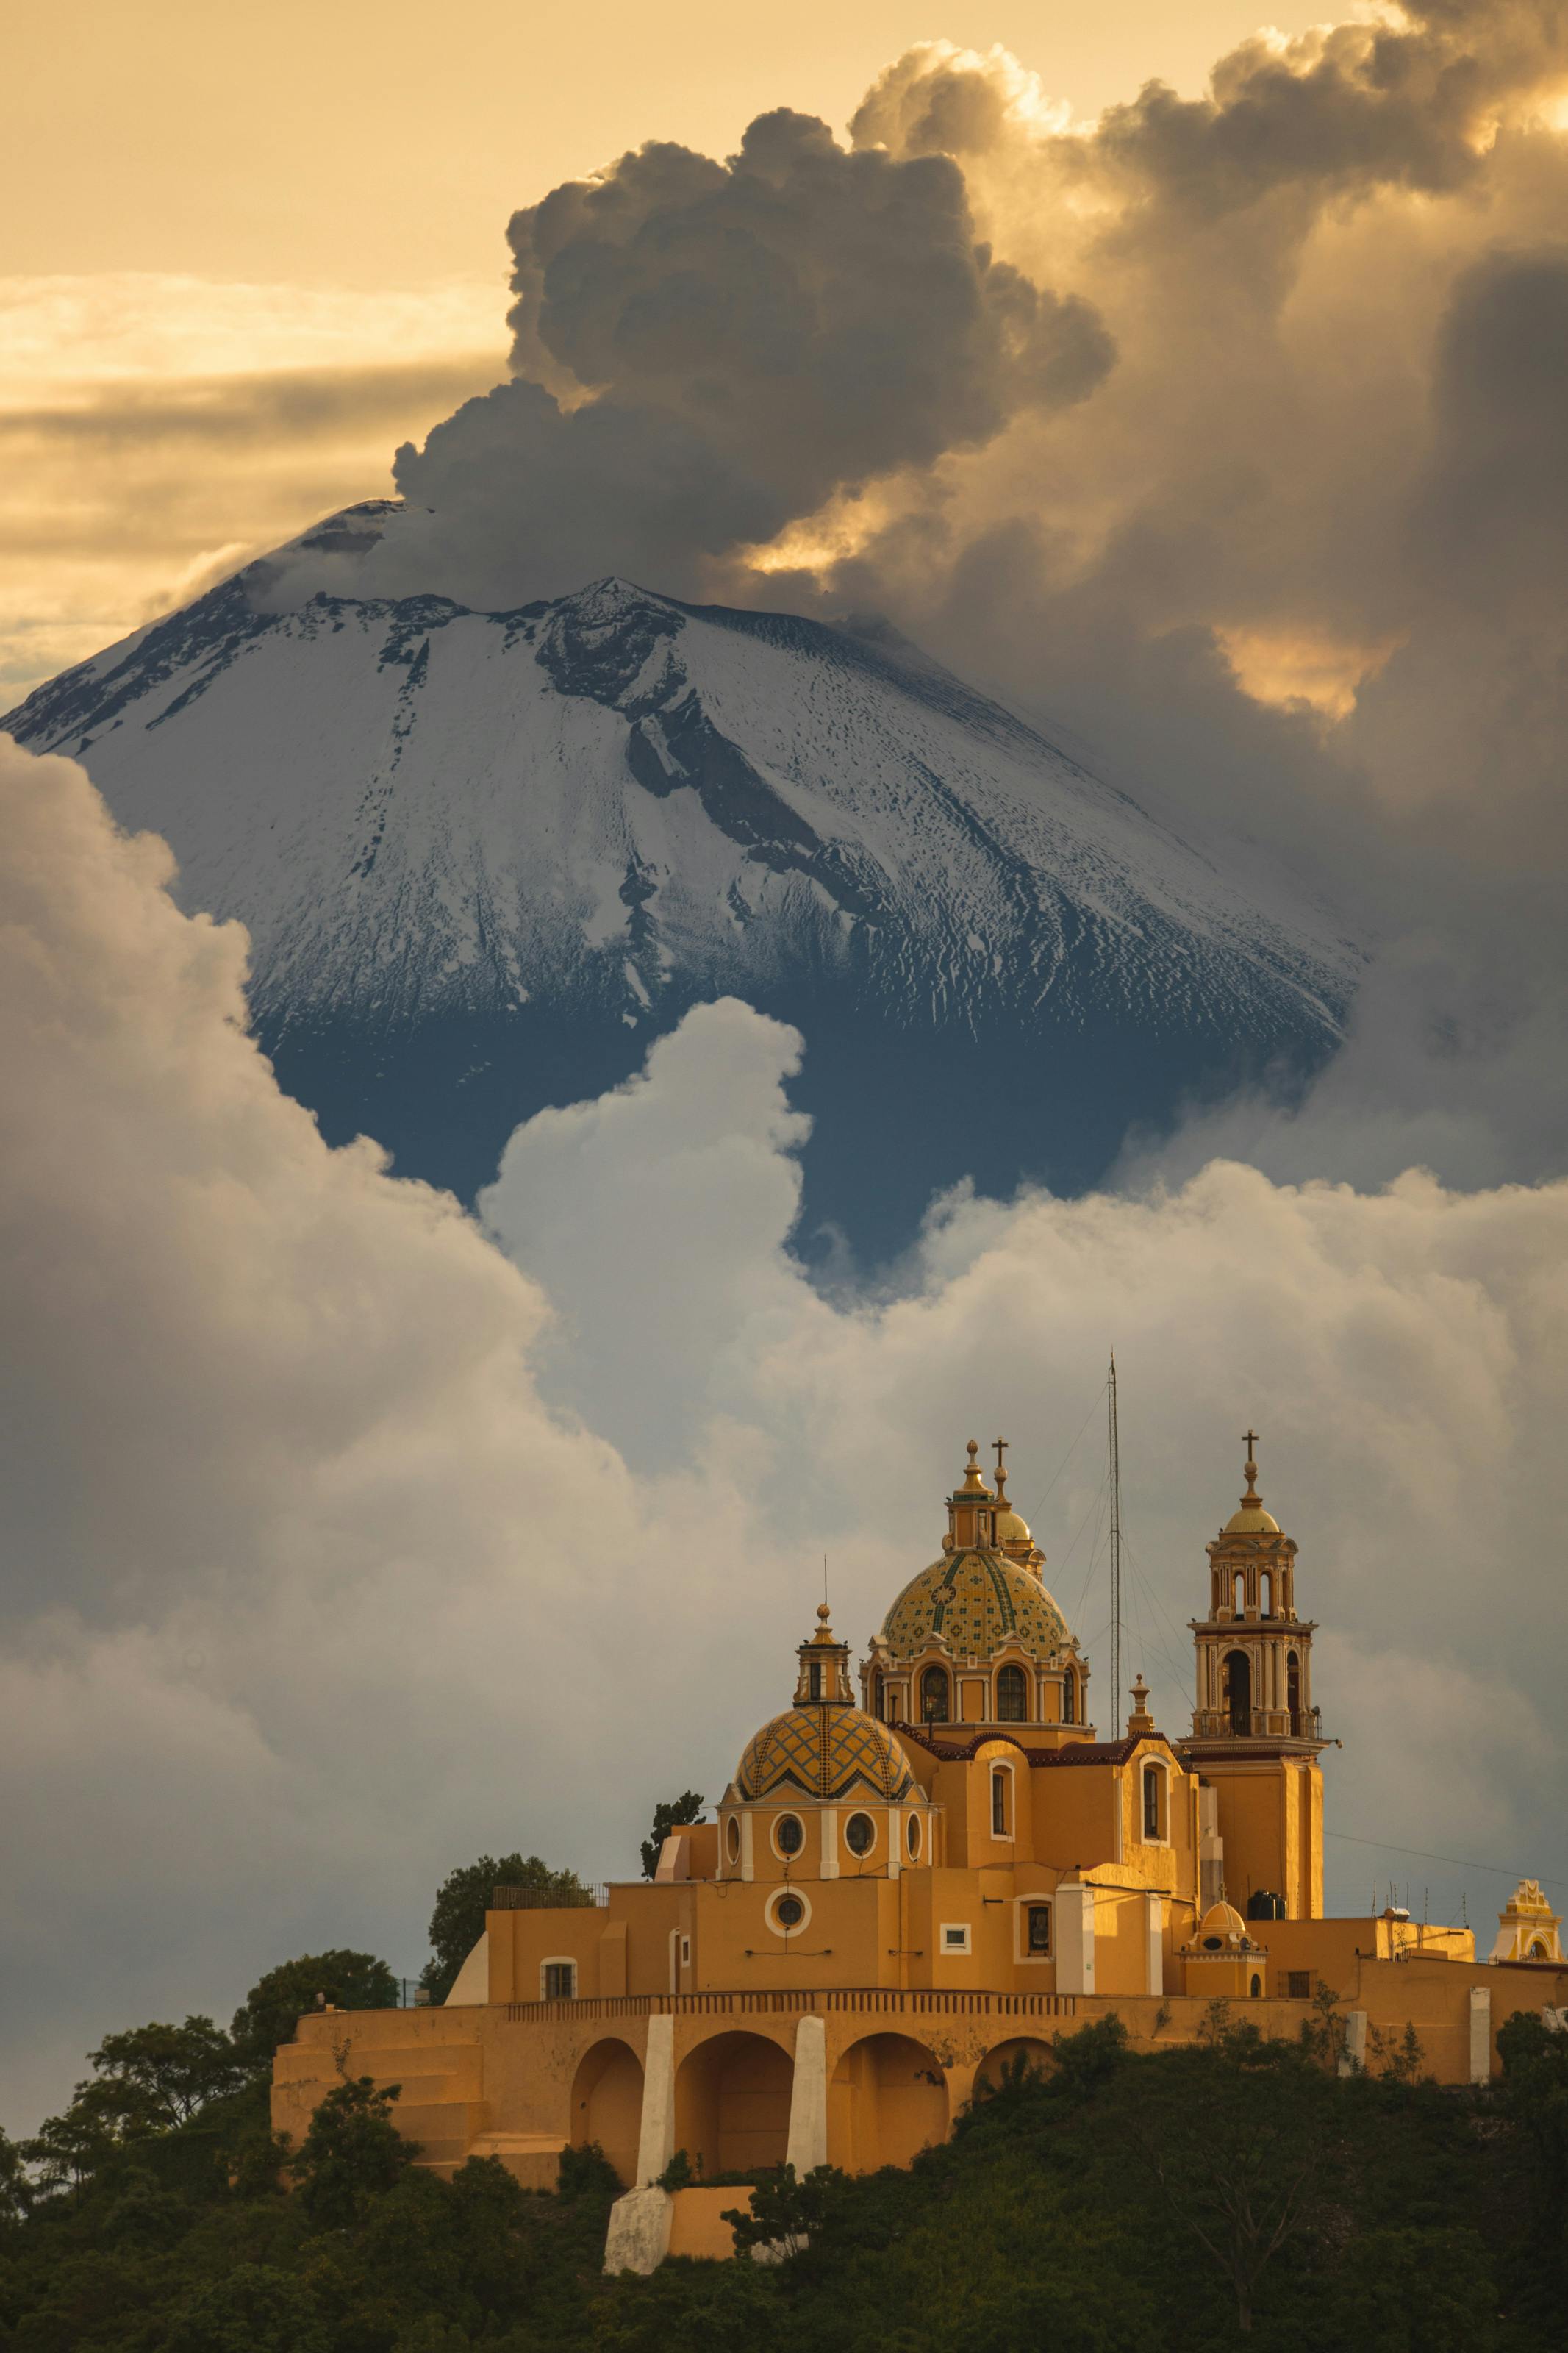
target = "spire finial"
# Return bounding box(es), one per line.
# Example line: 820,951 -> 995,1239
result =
993,1435 -> 1009,1500
960,1438 -> 989,1494
1241,1429 -> 1261,1503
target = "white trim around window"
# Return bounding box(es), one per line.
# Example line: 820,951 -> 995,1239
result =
764,1885 -> 812,1938
939,1921 -> 973,1956
540,1955 -> 578,2000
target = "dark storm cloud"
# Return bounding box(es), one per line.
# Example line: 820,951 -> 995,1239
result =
367,109 -> 1112,606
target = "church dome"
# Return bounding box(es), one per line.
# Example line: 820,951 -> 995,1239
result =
996,1510 -> 1034,1546
881,1549 -> 1071,1665
735,1705 -> 914,1804
1198,1901 -> 1251,1949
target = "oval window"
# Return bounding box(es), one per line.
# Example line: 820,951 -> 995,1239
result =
845,1812 -> 875,1857
1203,1935 -> 1223,1951
906,1813 -> 922,1860
775,1814 -> 804,1856
725,1816 -> 740,1864
776,1893 -> 805,1929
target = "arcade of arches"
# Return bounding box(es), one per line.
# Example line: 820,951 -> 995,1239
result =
270,1430 -> 1568,2273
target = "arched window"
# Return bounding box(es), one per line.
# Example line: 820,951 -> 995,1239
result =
1142,1763 -> 1163,1840
808,1660 -> 823,1699
1250,1972 -> 1263,1999
871,1670 -> 887,1720
1259,1569 -> 1272,1618
1234,1571 -> 1247,1614
1062,1673 -> 1075,1724
920,1665 -> 951,1724
1224,1649 -> 1252,1736
996,1664 -> 1028,1721
991,1767 -> 1012,1838
1287,1650 -> 1301,1732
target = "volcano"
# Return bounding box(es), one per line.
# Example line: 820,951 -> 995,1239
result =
5,504 -> 1357,1257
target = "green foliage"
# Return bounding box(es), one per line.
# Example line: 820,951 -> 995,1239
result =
641,1790 -> 706,1880
558,2138 -> 623,2203
167,2262 -> 330,2352
420,1854 -> 590,2002
231,1949 -> 399,2064
287,2071 -> 415,2229
88,2014 -> 248,2125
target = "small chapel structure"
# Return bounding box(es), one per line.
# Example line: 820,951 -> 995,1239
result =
272,1430 -> 1565,2270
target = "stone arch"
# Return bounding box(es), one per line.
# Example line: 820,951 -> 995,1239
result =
974,2036 -> 1055,2097
829,2032 -> 949,2173
673,2029 -> 792,2177
570,2037 -> 643,2188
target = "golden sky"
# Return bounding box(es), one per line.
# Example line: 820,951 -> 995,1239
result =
7,2 -> 1314,285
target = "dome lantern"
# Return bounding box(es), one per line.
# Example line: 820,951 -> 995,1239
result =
793,1601 -> 853,1707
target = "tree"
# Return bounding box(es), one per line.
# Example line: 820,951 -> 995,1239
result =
1132,2017 -> 1332,2333
421,1853 -> 589,2003
88,2015 -> 246,2127
641,1791 -> 705,1880
168,2263 -> 329,2353
287,2072 -> 415,2230
231,1951 -> 399,2066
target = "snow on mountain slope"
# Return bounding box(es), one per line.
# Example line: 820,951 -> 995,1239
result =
4,504 -> 1358,1253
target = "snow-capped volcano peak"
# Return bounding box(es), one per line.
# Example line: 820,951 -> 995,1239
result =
4,509 -> 1358,1250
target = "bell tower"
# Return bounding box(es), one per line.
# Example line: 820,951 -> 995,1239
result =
1179,1435 -> 1327,1919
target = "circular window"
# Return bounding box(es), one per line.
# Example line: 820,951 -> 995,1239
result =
725,1816 -> 740,1865
906,1813 -> 922,1859
845,1812 -> 876,1857
765,1885 -> 812,1938
774,1813 -> 804,1857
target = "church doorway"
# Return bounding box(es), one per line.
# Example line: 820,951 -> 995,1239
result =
1224,1649 -> 1251,1735
570,2038 -> 644,2187
673,2030 -> 792,2177
830,2033 -> 948,2171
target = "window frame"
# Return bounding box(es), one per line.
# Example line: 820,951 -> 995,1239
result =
844,1810 -> 877,1860
906,1811 -> 923,1860
920,1663 -> 951,1724
1140,1756 -> 1171,1846
765,1885 -> 812,1938
939,1921 -> 973,1956
990,1761 -> 1014,1840
540,1957 -> 578,2001
770,1811 -> 806,1861
1014,1898 -> 1054,1962
995,1662 -> 1028,1722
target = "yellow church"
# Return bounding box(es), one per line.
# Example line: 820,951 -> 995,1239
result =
273,1432 -> 1567,2270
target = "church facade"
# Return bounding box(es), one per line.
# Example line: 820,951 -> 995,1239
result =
272,1433 -> 1566,2270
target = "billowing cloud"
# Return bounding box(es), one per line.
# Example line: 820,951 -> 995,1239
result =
359,110 -> 1113,607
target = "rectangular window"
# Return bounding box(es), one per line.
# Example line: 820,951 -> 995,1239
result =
1027,1904 -> 1052,1956
809,1661 -> 823,1699
543,1962 -> 576,2000
680,1937 -> 691,1967
1286,1971 -> 1312,2000
991,1771 -> 1009,1837
941,1924 -> 972,1954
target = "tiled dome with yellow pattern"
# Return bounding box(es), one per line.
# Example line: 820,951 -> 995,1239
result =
881,1549 -> 1071,1663
735,1706 -> 914,1803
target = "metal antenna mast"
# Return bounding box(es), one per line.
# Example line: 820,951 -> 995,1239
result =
1108,1355 -> 1123,1713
